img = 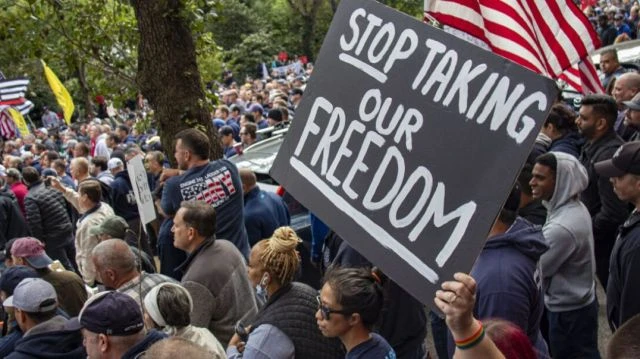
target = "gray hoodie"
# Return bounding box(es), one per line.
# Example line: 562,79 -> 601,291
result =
540,152 -> 596,312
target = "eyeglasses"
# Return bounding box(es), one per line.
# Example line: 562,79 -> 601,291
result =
239,132 -> 248,135
316,295 -> 351,320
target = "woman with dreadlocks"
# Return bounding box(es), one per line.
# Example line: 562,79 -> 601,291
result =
227,226 -> 344,359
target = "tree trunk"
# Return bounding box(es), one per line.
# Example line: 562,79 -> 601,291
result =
131,0 -> 221,164
74,59 -> 93,119
301,15 -> 315,61
287,0 -> 324,61
329,0 -> 339,14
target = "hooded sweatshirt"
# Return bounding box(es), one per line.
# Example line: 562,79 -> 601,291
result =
540,152 -> 596,312
471,217 -> 550,358
6,315 -> 85,359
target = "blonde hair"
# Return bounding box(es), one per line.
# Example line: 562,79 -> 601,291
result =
256,227 -> 301,286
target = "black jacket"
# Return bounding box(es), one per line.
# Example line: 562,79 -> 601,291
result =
579,131 -> 629,239
6,316 -> 85,359
111,171 -> 138,221
24,181 -> 73,247
0,189 -> 29,248
607,211 -> 640,331
251,283 -> 344,359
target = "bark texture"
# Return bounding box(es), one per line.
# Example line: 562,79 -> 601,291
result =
131,0 -> 221,163
287,0 -> 324,60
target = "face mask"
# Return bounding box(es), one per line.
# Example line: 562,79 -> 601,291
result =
255,272 -> 269,306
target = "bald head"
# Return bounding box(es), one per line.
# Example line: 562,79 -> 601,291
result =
92,239 -> 137,274
239,168 -> 257,190
145,337 -> 211,359
613,72 -> 640,103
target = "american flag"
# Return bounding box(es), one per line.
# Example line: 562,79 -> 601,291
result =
425,0 -> 604,94
0,78 -> 29,105
0,109 -> 17,139
0,77 -> 34,115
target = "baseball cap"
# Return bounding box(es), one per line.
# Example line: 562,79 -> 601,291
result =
37,128 -> 48,136
107,158 -> 124,170
249,104 -> 264,114
267,109 -> 283,123
78,291 -> 144,336
89,215 -> 129,238
0,266 -> 38,297
594,142 -> 640,177
41,168 -> 57,177
623,93 -> 640,111
3,278 -> 57,312
10,237 -> 53,269
63,139 -> 78,150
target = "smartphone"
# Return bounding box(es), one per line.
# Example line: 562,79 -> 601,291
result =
235,321 -> 249,341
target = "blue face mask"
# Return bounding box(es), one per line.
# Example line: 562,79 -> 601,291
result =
255,273 -> 269,306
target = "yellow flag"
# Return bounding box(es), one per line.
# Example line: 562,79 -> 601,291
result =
41,60 -> 74,125
7,108 -> 30,137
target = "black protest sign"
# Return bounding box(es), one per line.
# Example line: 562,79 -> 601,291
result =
270,0 -> 558,305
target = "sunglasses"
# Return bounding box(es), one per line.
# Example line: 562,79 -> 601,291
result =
316,295 -> 351,320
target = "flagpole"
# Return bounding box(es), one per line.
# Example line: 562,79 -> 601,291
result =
25,114 -> 36,132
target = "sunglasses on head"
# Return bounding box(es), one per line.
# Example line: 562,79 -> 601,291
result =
316,295 -> 351,320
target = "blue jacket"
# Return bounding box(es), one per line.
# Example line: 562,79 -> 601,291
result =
0,321 -> 22,358
111,171 -> 139,221
548,132 -> 583,159
310,213 -> 329,262
226,324 -> 294,359
244,186 -> 290,246
470,217 -> 550,357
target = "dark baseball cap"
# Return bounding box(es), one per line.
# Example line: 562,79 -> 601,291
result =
594,142 -> 640,177
78,291 -> 144,336
249,104 -> 264,114
0,266 -> 38,297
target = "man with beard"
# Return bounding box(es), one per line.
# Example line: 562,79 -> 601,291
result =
577,94 -> 630,289
161,128 -> 250,259
599,49 -> 627,91
621,93 -> 640,141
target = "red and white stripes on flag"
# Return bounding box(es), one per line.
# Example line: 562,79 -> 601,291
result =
424,0 -> 604,94
558,58 -> 604,94
0,109 -> 17,139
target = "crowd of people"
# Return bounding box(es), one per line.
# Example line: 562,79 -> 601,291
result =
2,46 -> 640,359
586,0 -> 640,47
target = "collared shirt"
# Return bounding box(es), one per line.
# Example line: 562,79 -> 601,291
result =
116,272 -> 177,307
